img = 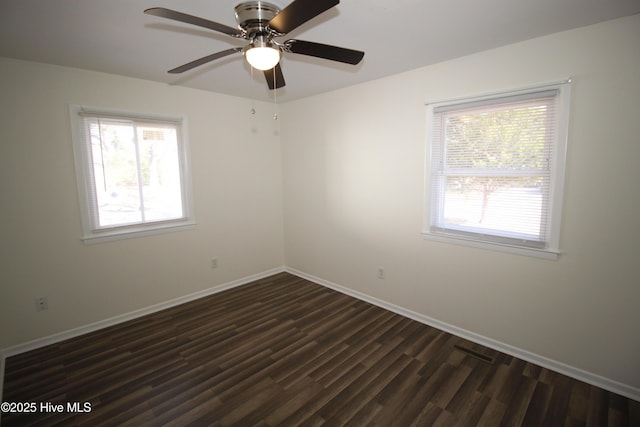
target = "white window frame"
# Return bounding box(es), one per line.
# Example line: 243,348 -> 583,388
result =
423,80 -> 572,259
69,105 -> 195,244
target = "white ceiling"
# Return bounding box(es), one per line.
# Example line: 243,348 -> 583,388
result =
1,0 -> 639,103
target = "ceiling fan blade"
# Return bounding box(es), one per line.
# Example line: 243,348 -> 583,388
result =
268,0 -> 339,35
168,48 -> 242,74
144,7 -> 242,37
264,63 -> 286,90
285,40 -> 364,65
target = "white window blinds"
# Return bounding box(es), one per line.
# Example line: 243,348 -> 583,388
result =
426,81 -> 571,257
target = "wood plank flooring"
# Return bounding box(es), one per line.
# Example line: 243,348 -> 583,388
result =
3,272 -> 639,426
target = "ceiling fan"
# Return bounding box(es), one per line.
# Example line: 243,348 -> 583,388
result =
144,0 -> 365,90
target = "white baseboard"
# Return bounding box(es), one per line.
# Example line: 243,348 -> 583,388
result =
2,265 -> 638,406
0,266 -> 285,404
285,267 -> 640,402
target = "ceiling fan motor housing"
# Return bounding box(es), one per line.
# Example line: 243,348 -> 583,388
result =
235,1 -> 280,37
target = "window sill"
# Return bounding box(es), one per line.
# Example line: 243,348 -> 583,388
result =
82,221 -> 196,244
421,232 -> 559,260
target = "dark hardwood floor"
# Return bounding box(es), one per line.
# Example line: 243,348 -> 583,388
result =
3,272 -> 639,426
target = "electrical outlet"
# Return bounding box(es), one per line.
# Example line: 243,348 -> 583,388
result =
35,296 -> 48,311
377,267 -> 385,279
210,258 -> 218,269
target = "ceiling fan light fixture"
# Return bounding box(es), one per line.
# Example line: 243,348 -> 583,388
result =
246,46 -> 281,70
245,35 -> 280,70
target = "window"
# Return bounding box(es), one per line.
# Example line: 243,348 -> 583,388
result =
70,106 -> 194,243
424,81 -> 571,259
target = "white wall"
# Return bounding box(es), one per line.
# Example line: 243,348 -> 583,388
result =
282,15 -> 640,390
1,14 -> 638,397
0,58 -> 284,349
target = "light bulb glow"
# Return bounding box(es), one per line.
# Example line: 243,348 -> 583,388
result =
246,46 -> 280,71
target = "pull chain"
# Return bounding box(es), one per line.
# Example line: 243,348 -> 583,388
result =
250,66 -> 256,115
273,68 -> 278,120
